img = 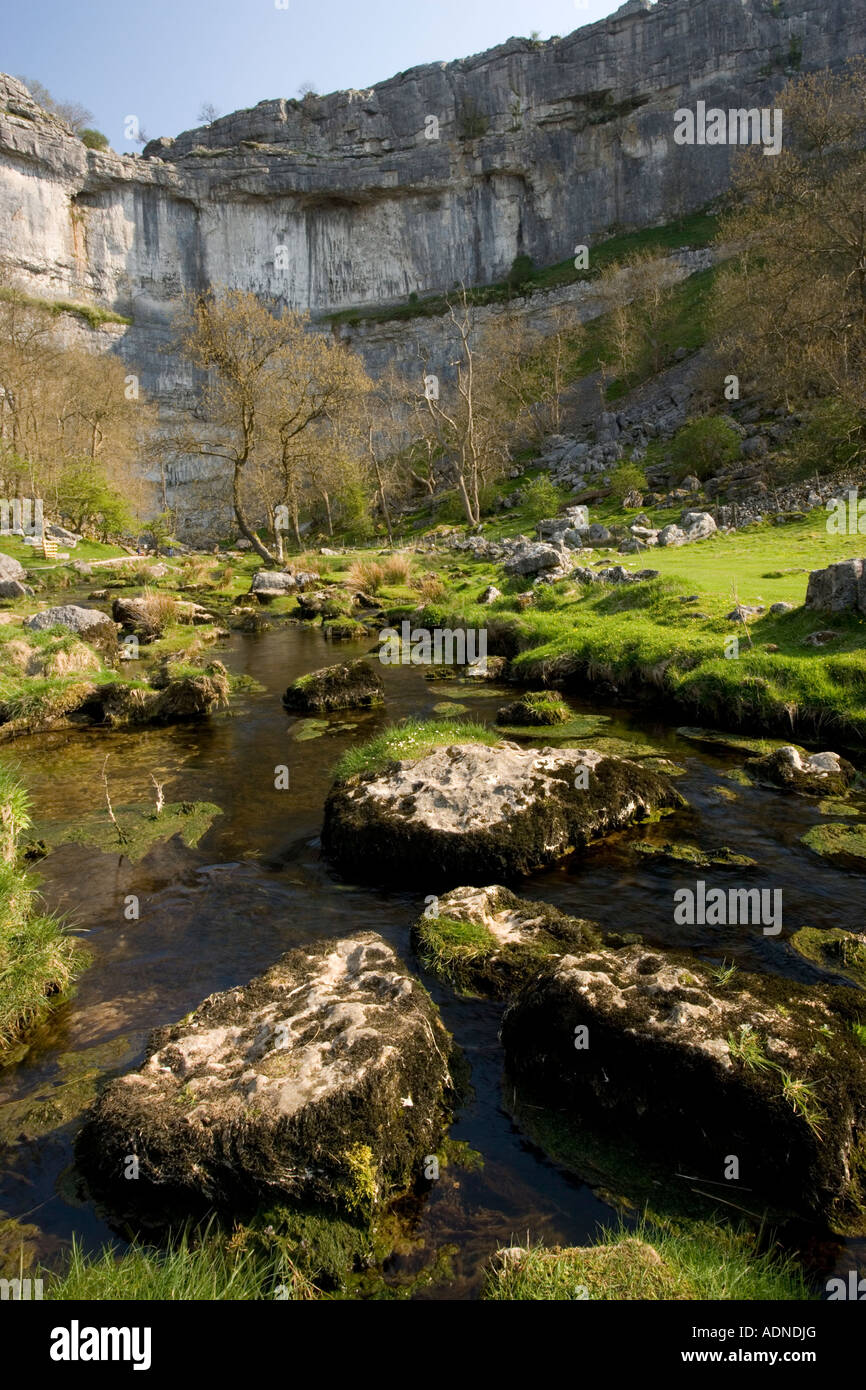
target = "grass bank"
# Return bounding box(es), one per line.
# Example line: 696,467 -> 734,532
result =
0,763 -> 82,1061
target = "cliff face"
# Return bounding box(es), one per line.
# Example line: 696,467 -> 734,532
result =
0,0 -> 863,532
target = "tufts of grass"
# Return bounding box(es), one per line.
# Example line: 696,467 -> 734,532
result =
332,716 -> 500,782
483,1217 -> 813,1302
0,763 -> 83,1059
414,915 -> 497,989
347,559 -> 384,593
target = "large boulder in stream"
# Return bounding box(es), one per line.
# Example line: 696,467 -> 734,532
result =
75,933 -> 456,1227
322,742 -> 683,888
283,658 -> 384,714
501,943 -> 866,1223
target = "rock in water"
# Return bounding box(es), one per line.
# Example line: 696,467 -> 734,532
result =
412,884 -> 601,998
322,742 -> 683,887
283,658 -> 384,713
75,933 -> 455,1225
501,944 -> 866,1222
747,745 -> 855,796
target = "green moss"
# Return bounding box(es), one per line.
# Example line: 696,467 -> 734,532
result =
336,1144 -> 380,1221
632,841 -> 757,868
43,800 -> 223,862
801,822 -> 866,865
791,927 -> 866,989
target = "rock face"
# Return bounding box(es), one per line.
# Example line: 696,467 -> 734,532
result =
747,745 -> 855,796
75,933 -> 455,1225
501,943 -> 866,1221
322,742 -> 683,887
283,658 -> 384,713
412,884 -> 601,998
2,0 -> 860,533
806,558 -> 866,615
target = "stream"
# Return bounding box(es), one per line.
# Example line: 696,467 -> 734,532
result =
1,617 -> 864,1296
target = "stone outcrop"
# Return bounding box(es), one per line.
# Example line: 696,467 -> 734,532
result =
806,558 -> 866,615
322,741 -> 683,887
75,933 -> 456,1225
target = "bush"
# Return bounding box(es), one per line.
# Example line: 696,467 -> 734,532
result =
521,475 -> 562,522
348,560 -> 384,593
670,416 -> 740,482
380,555 -> 413,586
507,253 -> 534,291
79,128 -> 109,150
609,462 -> 648,505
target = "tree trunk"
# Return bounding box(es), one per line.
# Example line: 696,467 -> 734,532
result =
232,463 -> 277,565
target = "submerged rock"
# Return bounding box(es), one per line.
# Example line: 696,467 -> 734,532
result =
790,927 -> 866,989
283,658 -> 384,713
747,745 -> 855,796
322,742 -> 683,888
501,944 -> 866,1222
412,884 -> 601,998
75,933 -> 455,1226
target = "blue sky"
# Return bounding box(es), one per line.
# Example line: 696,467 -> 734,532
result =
6,0 -> 624,149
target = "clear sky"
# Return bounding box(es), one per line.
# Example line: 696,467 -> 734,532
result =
5,0 -> 625,150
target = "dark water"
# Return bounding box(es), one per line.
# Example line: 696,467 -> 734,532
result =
1,620 -> 864,1295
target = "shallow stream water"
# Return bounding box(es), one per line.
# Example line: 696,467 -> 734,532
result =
1,618 -> 864,1296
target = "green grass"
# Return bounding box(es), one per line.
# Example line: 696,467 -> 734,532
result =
332,716 -> 500,781
0,763 -> 82,1060
404,508 -> 866,742
42,1232 -> 294,1301
414,914 -> 497,989
0,285 -> 131,329
323,209 -> 717,327
483,1218 -> 813,1301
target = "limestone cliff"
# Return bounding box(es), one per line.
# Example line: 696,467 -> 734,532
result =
0,0 -> 862,531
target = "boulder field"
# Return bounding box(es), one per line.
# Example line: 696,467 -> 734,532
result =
322,742 -> 683,888
75,933 -> 456,1228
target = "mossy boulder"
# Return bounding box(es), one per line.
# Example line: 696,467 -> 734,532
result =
791,927 -> 866,989
322,742 -> 684,889
75,933 -> 456,1230
412,885 -> 601,998
747,745 -> 855,797
495,691 -> 571,727
283,658 -> 384,714
501,944 -> 866,1224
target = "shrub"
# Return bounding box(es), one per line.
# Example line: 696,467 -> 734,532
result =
609,462 -> 648,504
347,560 -> 384,593
507,253 -> 535,291
380,554 -> 413,586
521,475 -> 562,522
670,416 -> 740,481
79,128 -> 109,151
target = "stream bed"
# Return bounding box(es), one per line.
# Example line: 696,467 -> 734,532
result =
1,619 -> 864,1296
